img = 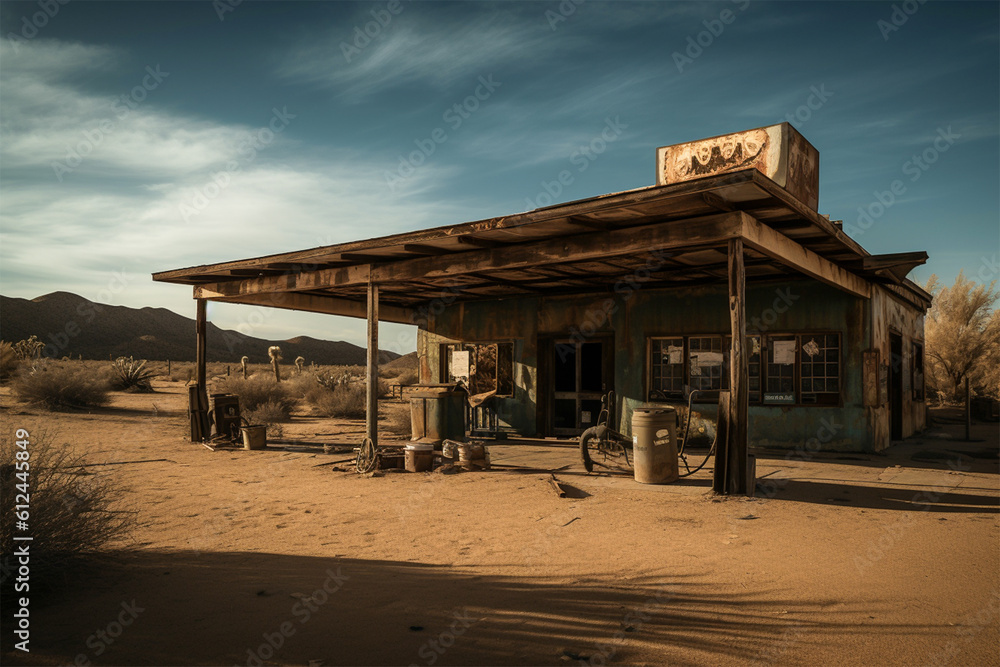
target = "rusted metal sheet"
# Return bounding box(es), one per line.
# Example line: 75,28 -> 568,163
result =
656,123 -> 819,210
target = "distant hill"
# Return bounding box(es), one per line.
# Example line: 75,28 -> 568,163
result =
0,292 -> 401,365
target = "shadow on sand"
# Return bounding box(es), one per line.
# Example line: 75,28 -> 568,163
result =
4,549 -> 950,666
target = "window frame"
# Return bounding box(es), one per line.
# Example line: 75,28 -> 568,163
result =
646,331 -> 843,407
440,340 -> 516,397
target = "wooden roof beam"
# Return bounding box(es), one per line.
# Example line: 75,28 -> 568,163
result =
193,212 -> 745,301
205,291 -> 415,325
402,244 -> 452,256
739,215 -> 871,299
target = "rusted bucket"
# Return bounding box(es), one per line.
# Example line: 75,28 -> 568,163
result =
241,425 -> 267,451
404,443 -> 434,472
457,443 -> 490,470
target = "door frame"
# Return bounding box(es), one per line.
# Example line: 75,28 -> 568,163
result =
538,333 -> 614,437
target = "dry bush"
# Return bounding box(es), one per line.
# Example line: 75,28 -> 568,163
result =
384,402 -> 412,436
395,368 -> 418,386
242,401 -> 287,438
0,431 -> 135,594
285,373 -> 321,399
308,383 -> 367,419
11,362 -> 110,410
0,341 -> 20,382
214,375 -> 295,418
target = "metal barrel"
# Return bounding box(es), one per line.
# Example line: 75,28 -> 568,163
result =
631,407 -> 678,484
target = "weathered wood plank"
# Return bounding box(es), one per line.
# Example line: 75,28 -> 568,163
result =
739,213 -> 871,299
193,213 -> 744,300
203,291 -> 416,325
366,281 -> 379,446
195,299 -> 207,389
726,238 -> 749,496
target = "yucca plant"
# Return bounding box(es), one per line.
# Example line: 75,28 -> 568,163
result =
12,335 -> 44,360
110,356 -> 157,392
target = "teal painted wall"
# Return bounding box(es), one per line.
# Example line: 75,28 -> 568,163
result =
419,278 -> 886,452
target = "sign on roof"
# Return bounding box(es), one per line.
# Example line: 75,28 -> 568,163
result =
655,123 -> 819,210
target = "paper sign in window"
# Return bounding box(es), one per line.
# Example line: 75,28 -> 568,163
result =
773,340 -> 796,365
450,350 -> 470,381
667,346 -> 683,365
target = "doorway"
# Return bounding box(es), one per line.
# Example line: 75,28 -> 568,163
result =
552,339 -> 608,436
889,332 -> 904,440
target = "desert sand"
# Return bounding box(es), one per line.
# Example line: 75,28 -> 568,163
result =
1,379 -> 998,666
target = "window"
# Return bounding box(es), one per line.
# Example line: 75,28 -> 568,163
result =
649,337 -> 685,398
764,335 -> 797,403
441,342 -> 515,396
799,333 -> 840,405
912,342 -> 924,401
688,336 -> 724,392
650,332 -> 840,405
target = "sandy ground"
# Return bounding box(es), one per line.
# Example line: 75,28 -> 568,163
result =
1,380 -> 998,666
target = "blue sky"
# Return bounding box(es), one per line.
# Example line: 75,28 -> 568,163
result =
1,0 -> 997,354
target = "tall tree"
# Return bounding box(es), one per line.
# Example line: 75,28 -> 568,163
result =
924,272 -> 1000,401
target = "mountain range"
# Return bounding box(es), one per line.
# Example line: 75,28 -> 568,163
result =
0,292 -> 400,365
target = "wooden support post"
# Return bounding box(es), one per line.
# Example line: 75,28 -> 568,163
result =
724,238 -> 749,495
366,281 -> 379,446
196,299 -> 207,389
191,299 -> 210,442
713,392 -> 730,493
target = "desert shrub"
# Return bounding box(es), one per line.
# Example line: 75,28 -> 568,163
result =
215,375 -> 295,417
109,356 -> 157,392
11,362 -> 110,410
309,383 -> 367,419
395,368 -> 418,386
243,401 -> 287,438
285,373 -> 320,399
0,431 -> 135,595
0,341 -> 20,381
385,402 -> 412,436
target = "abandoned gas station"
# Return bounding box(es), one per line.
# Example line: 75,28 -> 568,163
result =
153,123 -> 932,495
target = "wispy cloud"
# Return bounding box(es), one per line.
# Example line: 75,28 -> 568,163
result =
0,36 -> 469,347
274,9 -> 582,100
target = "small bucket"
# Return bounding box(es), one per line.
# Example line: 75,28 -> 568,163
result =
457,443 -> 490,470
404,443 -> 434,472
241,425 -> 267,450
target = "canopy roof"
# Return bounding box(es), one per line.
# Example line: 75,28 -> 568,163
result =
153,169 -> 931,324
